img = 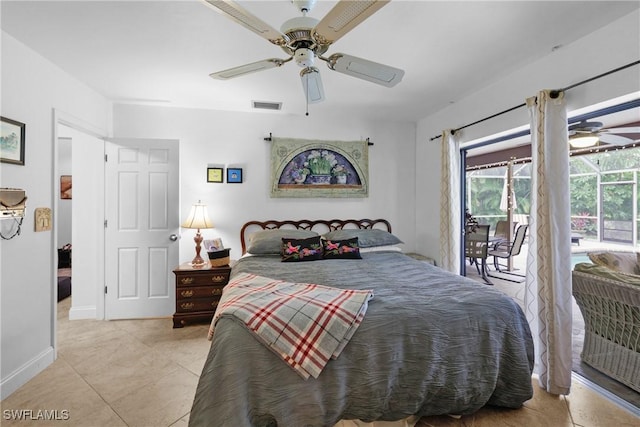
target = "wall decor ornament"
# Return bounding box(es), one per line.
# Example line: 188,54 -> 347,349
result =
227,167 -> 243,183
0,116 -> 26,165
270,137 -> 368,198
207,167 -> 224,183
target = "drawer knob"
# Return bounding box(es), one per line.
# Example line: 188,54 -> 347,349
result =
180,302 -> 194,310
211,301 -> 219,307
180,290 -> 194,298
211,289 -> 222,296
211,275 -> 226,283
180,277 -> 194,285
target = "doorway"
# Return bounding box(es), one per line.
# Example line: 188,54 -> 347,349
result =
54,118 -> 181,325
55,122 -> 105,321
57,136 -> 72,303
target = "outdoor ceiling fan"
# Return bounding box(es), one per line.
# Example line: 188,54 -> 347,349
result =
568,121 -> 640,148
203,0 -> 405,106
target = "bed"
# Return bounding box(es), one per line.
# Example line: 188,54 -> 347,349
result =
189,219 -> 534,427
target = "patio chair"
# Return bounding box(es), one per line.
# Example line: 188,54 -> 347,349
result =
464,224 -> 492,285
487,224 -> 528,281
494,220 -> 518,242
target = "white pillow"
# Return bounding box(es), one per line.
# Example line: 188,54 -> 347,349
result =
359,245 -> 403,253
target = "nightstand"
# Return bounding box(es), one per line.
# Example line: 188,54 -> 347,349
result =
172,262 -> 231,328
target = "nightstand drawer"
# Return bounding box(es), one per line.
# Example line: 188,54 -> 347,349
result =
176,271 -> 230,287
177,285 -> 225,299
176,298 -> 220,313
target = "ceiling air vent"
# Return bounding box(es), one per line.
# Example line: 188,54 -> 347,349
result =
252,101 -> 282,111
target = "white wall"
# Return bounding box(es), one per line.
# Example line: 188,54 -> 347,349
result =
113,105 -> 417,259
415,10 -> 640,263
0,32 -> 111,399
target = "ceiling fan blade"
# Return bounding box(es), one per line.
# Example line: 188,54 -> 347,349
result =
599,133 -> 634,146
210,58 -> 289,80
326,53 -> 404,87
602,126 -> 640,133
300,67 -> 325,104
313,0 -> 390,45
202,0 -> 288,46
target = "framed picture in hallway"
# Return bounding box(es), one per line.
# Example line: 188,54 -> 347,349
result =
0,116 -> 26,165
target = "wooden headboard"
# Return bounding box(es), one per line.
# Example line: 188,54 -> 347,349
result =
240,219 -> 392,254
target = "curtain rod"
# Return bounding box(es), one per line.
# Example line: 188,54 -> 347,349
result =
263,133 -> 374,145
429,59 -> 640,142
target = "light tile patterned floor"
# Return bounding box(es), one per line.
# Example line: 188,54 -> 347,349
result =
2,294 -> 638,426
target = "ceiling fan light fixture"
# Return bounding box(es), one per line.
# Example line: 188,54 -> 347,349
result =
300,67 -> 324,104
569,135 -> 599,148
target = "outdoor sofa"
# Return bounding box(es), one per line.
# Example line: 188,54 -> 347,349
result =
572,251 -> 640,393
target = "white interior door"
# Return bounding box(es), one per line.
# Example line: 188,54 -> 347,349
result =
105,138 -> 179,319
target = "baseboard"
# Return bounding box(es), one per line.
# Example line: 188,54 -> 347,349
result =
0,346 -> 55,400
68,305 -> 96,320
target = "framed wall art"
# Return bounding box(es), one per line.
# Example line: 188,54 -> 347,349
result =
270,137 -> 368,198
1,116 -> 26,165
60,175 -> 72,199
207,167 -> 224,183
227,167 -> 243,183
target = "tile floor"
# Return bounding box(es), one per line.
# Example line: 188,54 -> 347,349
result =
2,291 -> 639,426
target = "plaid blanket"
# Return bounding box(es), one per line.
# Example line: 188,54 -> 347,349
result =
208,272 -> 374,379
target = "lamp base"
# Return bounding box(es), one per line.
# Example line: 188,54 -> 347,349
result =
191,230 -> 206,267
190,256 -> 207,267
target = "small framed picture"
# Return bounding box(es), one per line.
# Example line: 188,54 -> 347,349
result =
227,167 -> 243,183
204,238 -> 224,252
207,167 -> 224,183
1,116 -> 26,165
60,175 -> 72,199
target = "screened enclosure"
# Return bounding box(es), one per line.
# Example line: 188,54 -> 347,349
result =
466,146 -> 640,246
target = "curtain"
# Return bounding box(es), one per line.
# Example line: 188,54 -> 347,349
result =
524,90 -> 573,395
439,130 -> 461,273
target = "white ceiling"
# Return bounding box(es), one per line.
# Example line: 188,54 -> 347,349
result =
1,1 -> 639,122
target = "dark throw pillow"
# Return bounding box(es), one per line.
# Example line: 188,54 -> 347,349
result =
281,236 -> 324,262
322,237 -> 362,260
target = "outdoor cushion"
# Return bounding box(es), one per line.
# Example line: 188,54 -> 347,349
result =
587,251 -> 640,276
574,262 -> 640,285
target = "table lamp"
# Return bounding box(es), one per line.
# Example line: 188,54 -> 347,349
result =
181,200 -> 214,266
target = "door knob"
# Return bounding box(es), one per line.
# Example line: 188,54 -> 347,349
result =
169,234 -> 178,241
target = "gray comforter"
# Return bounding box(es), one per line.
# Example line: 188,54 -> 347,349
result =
189,252 -> 534,427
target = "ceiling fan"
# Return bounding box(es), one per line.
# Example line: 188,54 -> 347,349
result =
203,0 -> 404,106
568,120 -> 640,148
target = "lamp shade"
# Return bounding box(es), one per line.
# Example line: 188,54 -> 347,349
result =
181,201 -> 213,230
